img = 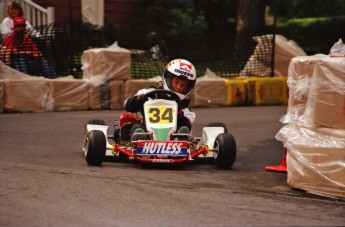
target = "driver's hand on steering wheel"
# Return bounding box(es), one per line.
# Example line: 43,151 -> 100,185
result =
135,94 -> 146,106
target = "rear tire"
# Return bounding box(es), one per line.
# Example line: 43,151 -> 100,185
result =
84,130 -> 106,166
130,123 -> 148,140
206,122 -> 228,133
113,126 -> 120,144
214,133 -> 236,169
120,123 -> 133,141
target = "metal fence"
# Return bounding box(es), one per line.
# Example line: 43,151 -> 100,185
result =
0,19 -> 275,79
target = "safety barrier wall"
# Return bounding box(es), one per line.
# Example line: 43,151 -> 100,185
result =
0,39 -> 294,114
275,54 -> 345,200
0,76 -> 288,114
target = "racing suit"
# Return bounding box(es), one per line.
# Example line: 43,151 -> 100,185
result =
124,86 -> 196,131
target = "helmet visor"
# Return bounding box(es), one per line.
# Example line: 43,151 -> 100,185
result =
164,70 -> 195,96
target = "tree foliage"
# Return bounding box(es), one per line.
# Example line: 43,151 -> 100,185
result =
143,0 -> 237,37
136,0 -> 238,59
275,0 -> 345,19
118,0 -> 345,58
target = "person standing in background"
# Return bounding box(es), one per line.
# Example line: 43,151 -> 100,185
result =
1,1 -> 33,37
0,17 -> 56,78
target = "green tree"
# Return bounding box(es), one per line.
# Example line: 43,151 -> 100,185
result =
276,0 -> 345,19
141,0 -> 238,59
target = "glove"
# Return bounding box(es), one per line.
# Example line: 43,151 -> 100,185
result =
125,94 -> 145,113
135,94 -> 145,106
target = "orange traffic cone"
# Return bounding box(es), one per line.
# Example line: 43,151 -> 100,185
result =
265,147 -> 287,173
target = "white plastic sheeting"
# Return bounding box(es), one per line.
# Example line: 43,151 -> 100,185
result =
81,42 -> 131,82
276,122 -> 345,199
277,54 -> 345,199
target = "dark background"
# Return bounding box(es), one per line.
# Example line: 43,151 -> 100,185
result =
2,0 -> 345,78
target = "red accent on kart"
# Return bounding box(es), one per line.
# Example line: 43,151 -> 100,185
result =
114,143 -> 209,164
113,144 -> 133,157
119,112 -> 140,126
190,146 -> 208,158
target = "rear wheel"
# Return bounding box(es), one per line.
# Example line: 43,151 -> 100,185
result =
84,130 -> 106,166
130,123 -> 148,141
113,126 -> 120,144
120,123 -> 133,141
206,122 -> 228,133
214,133 -> 236,169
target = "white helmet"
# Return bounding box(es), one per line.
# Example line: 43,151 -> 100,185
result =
162,59 -> 197,100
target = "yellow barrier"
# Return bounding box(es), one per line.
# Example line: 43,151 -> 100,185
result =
248,77 -> 287,105
225,78 -> 251,106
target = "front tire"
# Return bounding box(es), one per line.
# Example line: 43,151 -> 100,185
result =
214,133 -> 236,169
84,130 -> 106,166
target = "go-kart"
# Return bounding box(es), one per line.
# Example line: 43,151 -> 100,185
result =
83,89 -> 236,169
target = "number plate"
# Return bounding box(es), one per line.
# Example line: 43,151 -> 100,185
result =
144,99 -> 178,140
147,106 -> 174,124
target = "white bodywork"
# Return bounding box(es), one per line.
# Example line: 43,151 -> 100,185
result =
144,99 -> 177,140
85,124 -> 113,156
197,127 -> 224,157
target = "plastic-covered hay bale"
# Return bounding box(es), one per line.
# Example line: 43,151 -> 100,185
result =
88,80 -> 124,110
82,43 -> 131,81
48,78 -> 88,111
4,78 -> 50,112
276,122 -> 345,200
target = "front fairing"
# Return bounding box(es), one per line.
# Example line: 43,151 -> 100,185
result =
143,99 -> 178,140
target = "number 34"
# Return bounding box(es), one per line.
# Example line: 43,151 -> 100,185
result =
148,107 -> 173,123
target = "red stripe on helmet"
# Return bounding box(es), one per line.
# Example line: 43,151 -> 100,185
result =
180,62 -> 192,70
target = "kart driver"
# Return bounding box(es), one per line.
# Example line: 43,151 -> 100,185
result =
125,59 -> 197,135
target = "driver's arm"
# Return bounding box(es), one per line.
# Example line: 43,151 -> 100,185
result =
177,109 -> 192,130
177,95 -> 195,130
124,87 -> 155,113
124,94 -> 145,113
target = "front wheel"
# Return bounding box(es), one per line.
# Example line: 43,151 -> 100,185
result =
84,130 -> 106,166
214,133 -> 236,169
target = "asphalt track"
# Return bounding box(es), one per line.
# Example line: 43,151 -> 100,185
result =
0,106 -> 344,226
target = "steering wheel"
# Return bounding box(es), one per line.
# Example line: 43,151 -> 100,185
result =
143,89 -> 182,108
